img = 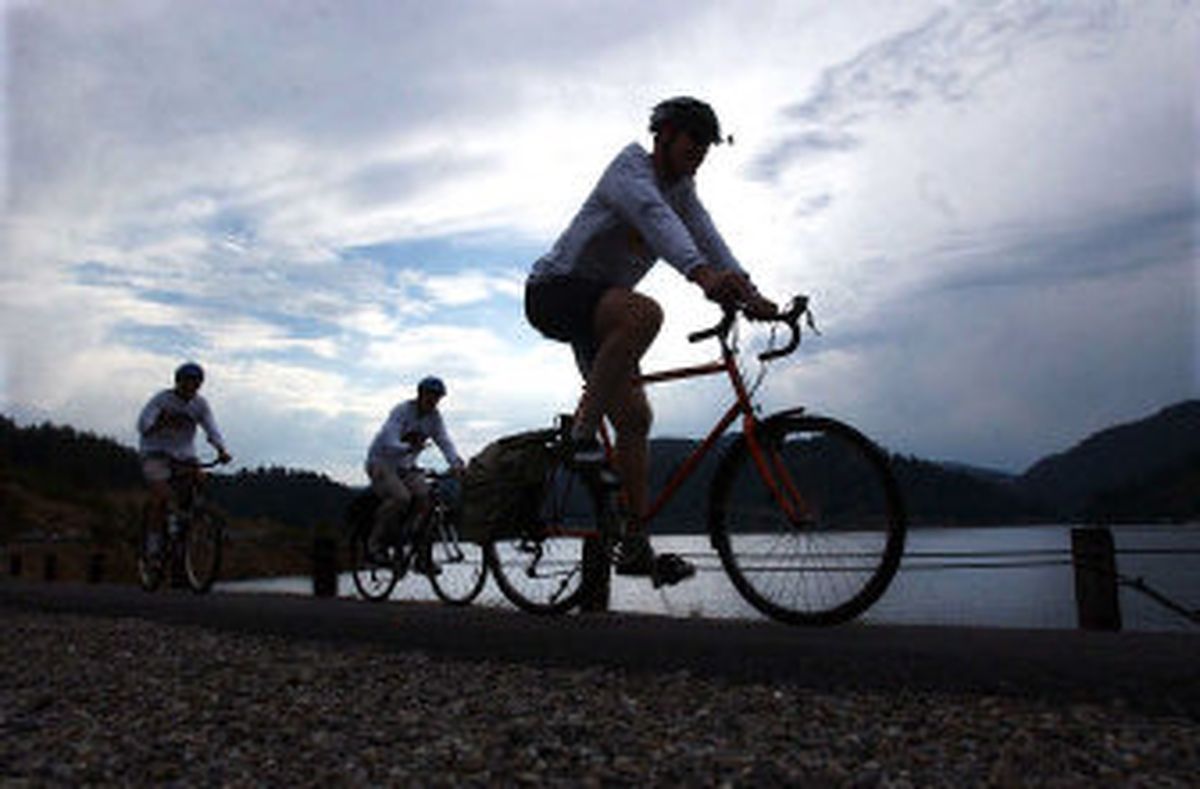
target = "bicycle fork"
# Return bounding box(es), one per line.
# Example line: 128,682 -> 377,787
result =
743,414 -> 816,526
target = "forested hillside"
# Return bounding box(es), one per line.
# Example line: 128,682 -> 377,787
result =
0,416 -> 355,543
1018,400 -> 1200,522
3,399 -> 1197,545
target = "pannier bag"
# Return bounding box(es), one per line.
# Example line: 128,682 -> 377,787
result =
460,428 -> 559,540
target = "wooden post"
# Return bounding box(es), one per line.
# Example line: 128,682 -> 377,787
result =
312,537 -> 338,597
579,536 -> 611,613
1071,526 -> 1122,631
87,552 -> 105,584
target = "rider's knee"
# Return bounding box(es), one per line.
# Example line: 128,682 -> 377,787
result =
599,290 -> 663,340
628,293 -> 664,338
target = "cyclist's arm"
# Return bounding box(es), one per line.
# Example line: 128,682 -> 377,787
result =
196,399 -> 231,461
674,183 -> 746,278
675,185 -> 775,316
369,403 -> 422,467
137,396 -> 163,436
376,407 -> 409,452
137,393 -> 182,435
599,152 -> 711,278
429,413 -> 465,471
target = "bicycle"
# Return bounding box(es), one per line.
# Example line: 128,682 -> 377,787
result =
345,470 -> 488,606
484,295 -> 907,626
137,456 -> 227,593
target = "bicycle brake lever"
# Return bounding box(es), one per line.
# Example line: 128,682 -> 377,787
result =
758,295 -> 813,361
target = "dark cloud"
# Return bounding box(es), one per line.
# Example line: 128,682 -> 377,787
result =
924,196 -> 1196,294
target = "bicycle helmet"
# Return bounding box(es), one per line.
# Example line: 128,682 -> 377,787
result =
649,97 -> 725,145
417,375 -> 447,397
174,361 -> 204,384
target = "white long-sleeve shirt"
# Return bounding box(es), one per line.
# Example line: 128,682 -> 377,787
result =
529,142 -> 747,288
366,400 -> 463,471
137,389 -> 227,460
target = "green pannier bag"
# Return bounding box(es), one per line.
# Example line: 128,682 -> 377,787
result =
460,428 -> 559,541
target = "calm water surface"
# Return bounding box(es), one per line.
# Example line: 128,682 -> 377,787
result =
218,524 -> 1200,632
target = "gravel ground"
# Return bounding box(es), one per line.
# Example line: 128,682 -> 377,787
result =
1,608 -> 1197,787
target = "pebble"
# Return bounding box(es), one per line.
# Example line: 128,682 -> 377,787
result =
1,608 -> 1197,786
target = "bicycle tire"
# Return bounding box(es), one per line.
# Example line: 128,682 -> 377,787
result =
427,509 -> 488,606
136,504 -> 165,592
184,506 -> 224,593
709,413 -> 906,626
484,461 -> 612,615
349,522 -> 403,601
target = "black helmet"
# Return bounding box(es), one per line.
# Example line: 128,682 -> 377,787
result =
649,97 -> 724,145
174,361 -> 204,384
417,375 -> 446,396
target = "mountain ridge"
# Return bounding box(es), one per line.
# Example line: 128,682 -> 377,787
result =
2,400 -> 1197,541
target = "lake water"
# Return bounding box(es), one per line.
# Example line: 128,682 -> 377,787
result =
218,524 -> 1200,632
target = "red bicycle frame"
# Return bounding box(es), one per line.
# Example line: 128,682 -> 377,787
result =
597,328 -> 807,528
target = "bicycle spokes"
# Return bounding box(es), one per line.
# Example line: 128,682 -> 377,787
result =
484,459 -> 607,615
711,415 -> 906,625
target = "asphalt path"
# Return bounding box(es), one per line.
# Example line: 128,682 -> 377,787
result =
3,580 -> 1197,718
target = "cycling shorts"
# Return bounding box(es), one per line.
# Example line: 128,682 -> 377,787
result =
142,456 -> 172,483
524,276 -> 610,373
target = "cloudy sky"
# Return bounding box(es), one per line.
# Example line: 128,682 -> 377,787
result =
2,0 -> 1196,483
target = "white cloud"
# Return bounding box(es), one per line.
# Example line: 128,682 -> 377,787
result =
3,0 -> 1195,483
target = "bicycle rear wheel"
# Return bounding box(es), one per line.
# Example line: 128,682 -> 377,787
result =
484,461 -> 611,615
710,413 -> 906,626
184,506 -> 224,593
136,505 -> 165,592
349,523 -> 404,601
427,510 -> 488,605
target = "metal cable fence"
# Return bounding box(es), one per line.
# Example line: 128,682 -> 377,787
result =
667,541 -> 1200,626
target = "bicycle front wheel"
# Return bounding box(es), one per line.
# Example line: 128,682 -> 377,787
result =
484,462 -> 612,615
427,512 -> 488,606
349,524 -> 403,601
710,414 -> 906,626
184,506 -> 225,593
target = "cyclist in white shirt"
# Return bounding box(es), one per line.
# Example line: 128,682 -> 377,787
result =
365,376 -> 466,572
525,97 -> 776,586
137,362 -> 232,552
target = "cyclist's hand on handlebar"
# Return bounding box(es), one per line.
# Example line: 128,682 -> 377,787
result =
742,292 -> 778,321
689,264 -> 745,305
216,449 -> 233,465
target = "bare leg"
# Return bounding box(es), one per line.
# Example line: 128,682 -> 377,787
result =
368,463 -> 412,546
574,288 -> 662,439
607,382 -> 653,528
146,480 -> 171,533
400,471 -> 431,535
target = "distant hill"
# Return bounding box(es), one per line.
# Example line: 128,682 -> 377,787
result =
0,415 -> 355,543
206,467 -> 358,531
1018,400 -> 1200,521
2,400 -> 1198,544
